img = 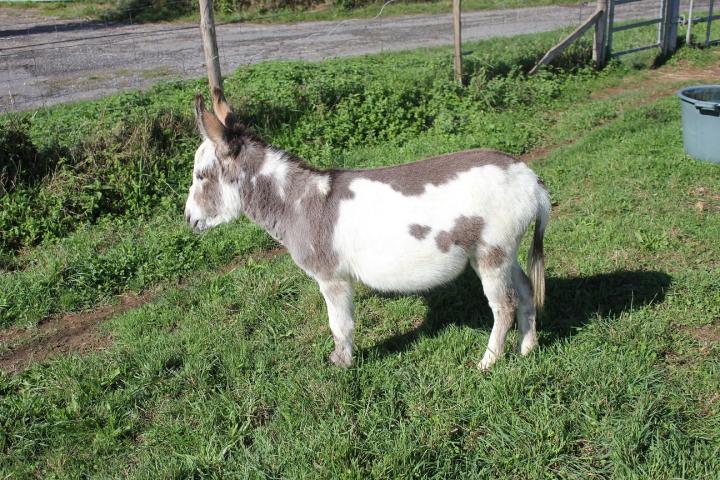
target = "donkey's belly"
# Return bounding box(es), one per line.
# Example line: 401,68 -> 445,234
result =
348,242 -> 469,293
331,163 -> 520,292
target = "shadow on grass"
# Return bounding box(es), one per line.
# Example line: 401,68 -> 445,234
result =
0,0 -> 195,37
366,268 -> 672,358
102,0 -> 194,24
0,19 -> 117,38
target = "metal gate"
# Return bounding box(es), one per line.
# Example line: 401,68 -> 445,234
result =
685,0 -> 720,46
607,0 -> 680,58
531,0 -> 717,72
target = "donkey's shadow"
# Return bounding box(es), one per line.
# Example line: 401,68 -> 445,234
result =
365,268 -> 672,358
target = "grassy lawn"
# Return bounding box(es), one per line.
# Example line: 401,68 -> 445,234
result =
1,28 -> 719,477
0,0 -> 582,24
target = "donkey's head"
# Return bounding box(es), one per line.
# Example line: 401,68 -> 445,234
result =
185,88 -> 246,232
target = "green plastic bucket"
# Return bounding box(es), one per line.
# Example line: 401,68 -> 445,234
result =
677,85 -> 720,164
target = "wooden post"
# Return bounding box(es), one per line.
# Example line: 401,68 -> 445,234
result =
198,0 -> 223,94
686,0 -> 695,45
453,0 -> 462,84
530,9 -> 603,74
606,0 -> 615,58
706,0 -> 715,47
593,0 -> 610,68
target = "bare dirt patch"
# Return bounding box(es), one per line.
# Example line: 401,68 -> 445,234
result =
520,139 -> 575,163
592,54 -> 720,102
0,246 -> 288,375
0,291 -> 152,375
669,320 -> 720,367
702,392 -> 720,417
689,186 -> 720,212
686,321 -> 720,349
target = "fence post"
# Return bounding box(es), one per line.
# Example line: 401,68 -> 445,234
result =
530,9 -> 603,74
706,0 -> 715,47
661,0 -> 681,57
606,0 -> 616,59
593,0 -> 610,67
198,0 -> 223,94
453,0 -> 462,84
686,0 -> 695,45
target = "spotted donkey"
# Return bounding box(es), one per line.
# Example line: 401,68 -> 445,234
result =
185,89 -> 551,370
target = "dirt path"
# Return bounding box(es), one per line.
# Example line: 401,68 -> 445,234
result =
521,53 -> 720,163
0,247 -> 287,375
1,0 -> 704,112
593,56 -> 720,101
0,291 -> 151,374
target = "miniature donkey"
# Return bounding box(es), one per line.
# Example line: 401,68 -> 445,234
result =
185,89 -> 551,370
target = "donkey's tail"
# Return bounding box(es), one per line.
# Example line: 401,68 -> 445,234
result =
528,192 -> 550,312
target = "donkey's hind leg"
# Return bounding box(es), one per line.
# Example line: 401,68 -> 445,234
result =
471,255 -> 518,370
512,261 -> 538,356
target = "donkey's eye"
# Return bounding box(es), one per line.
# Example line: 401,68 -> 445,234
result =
196,174 -> 205,181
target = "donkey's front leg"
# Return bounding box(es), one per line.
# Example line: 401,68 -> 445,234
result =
318,279 -> 355,368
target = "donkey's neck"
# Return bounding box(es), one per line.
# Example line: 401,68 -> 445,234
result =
239,145 -> 328,244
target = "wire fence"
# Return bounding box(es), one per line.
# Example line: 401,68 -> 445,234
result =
0,0 -> 715,113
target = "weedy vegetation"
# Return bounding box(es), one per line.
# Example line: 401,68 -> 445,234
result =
0,27 -> 718,478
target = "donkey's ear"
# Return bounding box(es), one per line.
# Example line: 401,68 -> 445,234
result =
211,87 -> 238,127
194,94 -> 225,144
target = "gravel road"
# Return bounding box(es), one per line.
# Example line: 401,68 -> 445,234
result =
0,1 -> 704,111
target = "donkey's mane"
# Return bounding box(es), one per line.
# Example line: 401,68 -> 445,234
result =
226,122 -> 324,175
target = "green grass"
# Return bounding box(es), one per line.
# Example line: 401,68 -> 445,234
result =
0,0 -> 582,24
0,215 -> 275,329
1,28 -> 719,477
1,94 -> 719,476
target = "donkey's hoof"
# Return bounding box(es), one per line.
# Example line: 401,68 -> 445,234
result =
519,338 -> 538,356
478,354 -> 497,371
329,350 -> 352,368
